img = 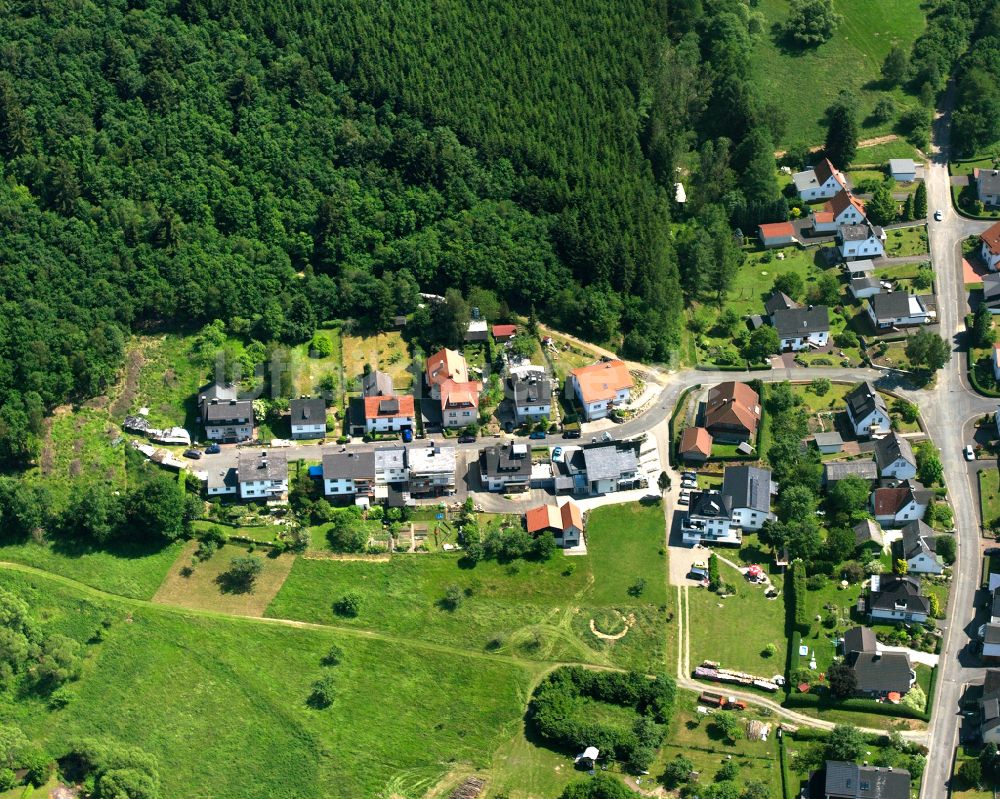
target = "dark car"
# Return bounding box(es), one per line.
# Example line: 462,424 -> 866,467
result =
457,435 -> 477,443
183,449 -> 203,460
401,429 -> 413,443
205,444 -> 221,454
529,431 -> 547,440
562,429 -> 581,439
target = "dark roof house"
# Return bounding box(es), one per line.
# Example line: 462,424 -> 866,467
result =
362,369 -> 394,397
771,306 -> 830,340
806,760 -> 910,799
845,381 -> 888,423
764,290 -> 799,316
290,397 -> 326,426
869,575 -> 930,617
721,465 -> 772,513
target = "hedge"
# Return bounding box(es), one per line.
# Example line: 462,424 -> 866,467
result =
668,383 -> 701,452
968,359 -> 1000,397
783,691 -> 929,722
708,553 -> 720,589
789,631 -> 802,674
790,561 -> 810,635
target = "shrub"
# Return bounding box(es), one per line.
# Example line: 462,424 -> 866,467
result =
441,585 -> 464,611
790,561 -> 810,634
321,644 -> 343,666
708,554 -> 720,592
806,574 -> 827,591
333,591 -> 362,617
309,673 -> 336,708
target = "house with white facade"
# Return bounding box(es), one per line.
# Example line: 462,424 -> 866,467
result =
898,520 -> 944,575
758,221 -> 796,248
871,480 -> 933,527
866,575 -> 929,624
322,450 -> 375,499
509,372 -> 552,423
479,442 -> 532,492
867,291 -> 933,329
682,491 -> 741,546
994,344 -> 1000,382
792,157 -> 848,201
721,465 -> 775,531
976,168 -> 1000,208
525,500 -> 584,548
237,450 -> 288,500
811,190 -> 867,233
363,395 -> 415,434
844,381 -> 891,438
567,360 -> 633,421
206,467 -> 238,497
440,379 -> 482,429
408,444 -> 456,496
290,397 -> 327,439
199,384 -> 254,442
770,305 -> 829,351
982,220 -> 1000,271
889,159 -> 918,182
838,222 -> 886,259
425,348 -> 470,399
873,432 -> 917,480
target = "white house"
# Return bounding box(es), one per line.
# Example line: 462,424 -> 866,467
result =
721,465 -> 775,530
844,381 -> 891,438
509,371 -> 553,423
323,450 -> 375,498
199,384 -> 254,442
440,379 -> 482,429
290,397 -> 327,440
792,157 -> 848,201
976,168 -> 1000,207
889,159 -> 918,183
811,190 -> 867,233
867,291 -> 932,329
682,491 -> 741,546
867,575 -> 930,624
873,432 -> 917,480
994,344 -> 1000,382
568,360 -> 633,421
374,446 -> 407,485
770,305 -> 829,351
478,442 -> 532,492
363,395 -> 415,434
982,220 -> 1000,271
758,221 -> 796,248
838,223 -> 886,259
237,450 -> 288,500
872,481 -> 933,527
425,348 -> 469,400
525,500 -> 585,549
850,275 -> 882,300
976,672 -> 1000,740
206,467 -> 238,497
408,444 -> 456,496
899,520 -> 944,575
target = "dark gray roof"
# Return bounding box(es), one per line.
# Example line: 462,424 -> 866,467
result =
201,383 -> 237,402
874,433 -> 915,470
322,449 -> 375,480
986,624 -> 1000,645
843,626 -> 877,655
290,397 -> 326,424
985,669 -> 1000,697
984,274 -> 1000,304
982,696 -> 1000,733
479,443 -> 532,480
849,651 -> 913,694
840,223 -> 877,242
687,491 -> 733,521
870,575 -> 930,615
850,275 -> 881,293
814,431 -> 844,447
870,291 -> 914,321
202,396 -> 253,423
979,168 -> 1000,197
237,449 -> 288,483
825,459 -> 877,482
581,441 -> 639,482
721,465 -> 772,513
510,373 -> 552,405
771,305 -> 829,339
823,761 -> 910,799
764,290 -> 799,316
854,519 -> 882,547
901,520 -> 936,560
845,382 -> 887,421
206,466 -> 237,491
361,370 -> 394,397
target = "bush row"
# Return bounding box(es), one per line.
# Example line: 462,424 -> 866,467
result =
790,560 -> 810,635
782,691 -> 929,722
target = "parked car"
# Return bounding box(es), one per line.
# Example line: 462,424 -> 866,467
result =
677,491 -> 690,506
681,471 -> 697,480
183,449 -> 202,460
562,429 -> 581,439
205,444 -> 221,454
529,431 -> 547,440
964,444 -> 976,461
681,479 -> 697,490
457,435 -> 477,443
402,429 -> 413,443
551,446 -> 564,462
933,209 -> 943,221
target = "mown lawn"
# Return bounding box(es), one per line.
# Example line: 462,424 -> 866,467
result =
883,225 -> 929,257
751,0 -> 927,149
267,502 -> 670,670
0,569 -> 532,799
980,468 -> 1000,528
856,140 -> 923,165
799,575 -> 865,673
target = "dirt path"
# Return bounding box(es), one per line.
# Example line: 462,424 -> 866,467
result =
774,134 -> 902,159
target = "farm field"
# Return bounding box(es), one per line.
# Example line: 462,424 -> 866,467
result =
750,0 -> 927,149
267,502 -> 670,669
0,568 -> 534,799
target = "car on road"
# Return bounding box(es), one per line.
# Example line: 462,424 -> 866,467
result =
562,429 -> 581,439
183,449 -> 202,459
402,429 -> 413,443
205,444 -> 221,454
678,491 -> 690,506
681,471 -> 697,480
551,446 -> 564,462
934,209 -> 943,221
457,434 -> 476,443
529,431 -> 547,440
681,479 -> 697,490
965,444 -> 976,461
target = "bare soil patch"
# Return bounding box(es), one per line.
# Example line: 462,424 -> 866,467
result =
111,346 -> 147,417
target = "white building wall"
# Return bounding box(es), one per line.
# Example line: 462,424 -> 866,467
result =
366,415 -> 414,433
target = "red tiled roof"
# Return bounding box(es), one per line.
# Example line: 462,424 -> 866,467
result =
426,348 -> 468,387
982,220 -> 1000,256
570,360 -> 633,403
873,487 -> 910,516
827,190 -> 866,219
679,426 -> 713,457
525,501 -> 584,534
440,379 -> 481,410
705,382 -> 761,437
492,324 -> 518,339
363,394 -> 415,420
811,210 -> 835,223
758,222 -> 794,238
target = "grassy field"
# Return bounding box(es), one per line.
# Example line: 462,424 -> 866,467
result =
855,140 -> 923,165
751,0 -> 927,149
688,559 -> 787,674
291,325 -> 342,403
131,333 -> 215,429
800,576 -> 865,673
267,502 -> 670,669
541,330 -> 604,382
342,331 -> 414,392
0,569 -> 533,799
883,225 -> 929,257
980,468 -> 1000,528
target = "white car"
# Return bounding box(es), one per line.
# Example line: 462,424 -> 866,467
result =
933,209 -> 943,221
965,444 -> 976,461
678,491 -> 690,506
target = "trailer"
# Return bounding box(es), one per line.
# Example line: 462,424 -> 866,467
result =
697,691 -> 747,711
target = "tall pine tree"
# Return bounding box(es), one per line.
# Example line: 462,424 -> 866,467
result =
825,101 -> 858,168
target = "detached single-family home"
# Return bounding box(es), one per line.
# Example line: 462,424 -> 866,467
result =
579,441 -> 641,495
792,157 -> 848,201
199,384 -> 254,442
889,159 -> 918,183
206,467 -> 238,497
479,442 -> 532,492
678,426 -> 713,462
976,168 -> 1000,207
853,519 -> 884,553
237,450 -> 288,500
407,444 -> 456,496
525,500 -> 584,548
982,274 -> 1000,313
758,221 -> 796,248
492,324 -> 518,342
290,397 -> 327,440
704,381 -> 761,444
994,343 -> 1000,382
866,574 -> 930,624
976,671 -> 1000,743
871,480 -> 933,527
363,395 -> 416,434
426,348 -> 470,400
985,625 -> 1000,663
838,222 -> 886,259
812,190 -> 867,234
323,450 -> 376,498
440,379 -> 482,429
567,360 -> 633,421
362,369 -> 394,397
682,491 -> 740,546
770,305 -> 830,351
873,432 -> 917,480
374,446 -> 407,485
803,761 -> 910,799
898,519 -> 944,574
764,290 -> 798,316
849,275 -> 881,301
824,459 -> 878,485
867,291 -> 933,329
721,465 -> 775,530
509,372 -> 552,423
982,220 -> 1000,272
842,626 -> 916,699
845,381 -> 891,438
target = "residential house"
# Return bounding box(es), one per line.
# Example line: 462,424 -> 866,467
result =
374,446 -> 407,485
873,432 -> 917,480
898,519 -> 943,575
771,305 -> 830,351
871,480 -> 933,527
408,444 -> 456,496
323,450 -> 376,499
996,403 -> 1000,438
976,168 -> 1000,208
812,190 -> 867,234
479,442 -> 533,492
889,159 -> 918,182
492,324 -> 518,342
792,158 -> 848,201
976,670 -> 1000,743
465,319 -> 489,342
849,274 -> 882,301
803,761 -> 910,799
237,450 -> 288,500
289,397 -> 327,440
721,465 -> 775,531
845,381 -> 891,437
983,220 -> 1000,272
425,348 -> 470,400
578,441 -> 641,495
567,360 -> 634,421
440,378 -> 483,429
986,624 -> 1000,663
682,491 -> 740,546
206,467 -> 238,497
867,291 -> 933,329
853,519 -> 884,553
758,221 -> 796,248
866,574 -> 930,624
678,426 -> 713,462
704,381 -> 761,444
525,500 -> 584,548
813,431 -> 844,454
363,395 -> 416,434
982,274 -> 1000,313
842,626 -> 915,699
199,384 -> 254,442
764,290 -> 798,316
509,372 -> 552,423
824,459 -> 878,485
838,222 -> 886,259
361,369 -> 394,397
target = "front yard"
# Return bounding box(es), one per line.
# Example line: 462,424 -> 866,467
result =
980,468 -> 1000,530
883,225 -> 929,257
